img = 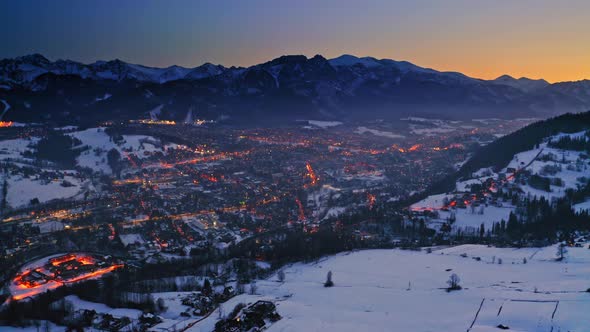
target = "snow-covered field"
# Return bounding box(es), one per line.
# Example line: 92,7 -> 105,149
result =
306,120 -> 343,128
410,193 -> 452,210
411,127 -> 456,136
0,135 -> 93,208
0,322 -> 65,332
3,245 -> 589,331
0,127 -> 180,209
0,136 -> 92,208
4,174 -> 86,208
574,200 -> 590,213
354,126 -> 405,139
65,295 -> 143,319
71,127 -> 176,174
446,206 -> 514,234
0,137 -> 38,161
182,245 -> 590,332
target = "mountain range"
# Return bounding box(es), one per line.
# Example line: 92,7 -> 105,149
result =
1,53 -> 589,125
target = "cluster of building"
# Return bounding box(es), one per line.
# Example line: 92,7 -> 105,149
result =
0,118 -> 533,297
11,253 -> 122,300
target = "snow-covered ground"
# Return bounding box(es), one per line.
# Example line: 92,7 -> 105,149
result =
445,206 -> 514,234
64,295 -> 143,319
404,118 -> 458,136
354,126 -> 404,139
410,193 -> 452,211
412,130 -> 590,231
0,127 -> 181,208
0,322 -> 66,332
4,245 -> 589,331
70,127 -> 176,174
411,127 -> 456,136
149,104 -> 164,120
0,135 -> 97,208
574,200 -> 590,213
183,245 -> 590,332
94,93 -> 112,102
306,120 -> 343,128
0,137 -> 38,161
4,174 -> 86,208
307,185 -> 343,219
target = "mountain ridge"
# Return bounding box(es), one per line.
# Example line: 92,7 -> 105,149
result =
1,53 -> 589,125
1,53 -> 584,86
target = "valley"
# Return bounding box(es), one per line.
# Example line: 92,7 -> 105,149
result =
0,112 -> 589,331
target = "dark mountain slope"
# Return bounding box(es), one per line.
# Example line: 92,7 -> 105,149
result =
1,54 -> 589,125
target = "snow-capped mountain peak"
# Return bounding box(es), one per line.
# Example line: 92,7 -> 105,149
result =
491,74 -> 550,92
184,63 -> 226,80
329,54 -> 382,68
0,54 -> 225,84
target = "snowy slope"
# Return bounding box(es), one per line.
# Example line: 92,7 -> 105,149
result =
412,130 -> 590,231
186,246 -> 590,332
70,127 -> 176,174
329,54 -> 382,68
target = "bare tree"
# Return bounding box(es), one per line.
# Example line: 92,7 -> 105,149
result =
236,282 -> 245,294
556,244 -> 568,261
156,298 -> 167,313
249,281 -> 258,295
277,269 -> 285,282
324,271 -> 334,287
447,273 -> 461,291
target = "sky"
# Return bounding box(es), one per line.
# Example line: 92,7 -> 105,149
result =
0,0 -> 588,83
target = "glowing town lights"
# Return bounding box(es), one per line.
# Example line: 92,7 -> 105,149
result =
113,178 -> 143,185
60,264 -> 123,284
367,193 -> 376,210
305,162 -> 319,186
193,119 -> 214,126
432,143 -> 465,151
159,150 -> 250,168
78,256 -> 95,265
130,119 -> 177,125
0,121 -> 13,127
295,198 -> 305,221
200,173 -> 219,182
50,254 -> 76,266
12,254 -> 123,301
408,144 -> 422,152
